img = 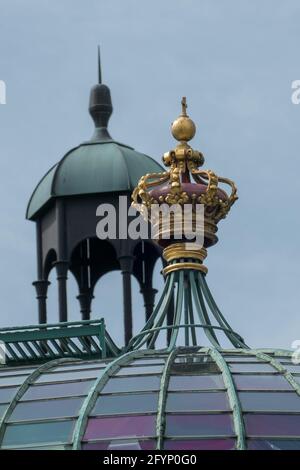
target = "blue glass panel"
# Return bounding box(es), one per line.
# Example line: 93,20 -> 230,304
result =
102,376 -> 161,393
166,392 -> 230,412
35,369 -> 104,383
2,420 -> 75,446
233,374 -> 292,390
21,380 -> 94,400
239,391 -> 300,412
169,375 -> 224,391
92,393 -> 158,415
116,365 -> 163,376
0,387 -> 18,403
9,397 -> 83,421
229,363 -> 274,373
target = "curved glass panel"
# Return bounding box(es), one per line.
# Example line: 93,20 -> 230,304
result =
245,414 -> 300,437
0,403 -> 9,419
228,363 -> 274,373
2,420 -> 75,447
0,375 -> 31,386
239,391 -> 300,412
116,366 -> 164,376
282,365 -> 300,374
165,414 -> 233,437
224,356 -> 259,362
84,415 -> 156,440
101,376 -> 161,393
0,387 -> 18,403
35,369 -> 103,383
131,358 -> 166,366
233,374 -> 292,391
82,440 -> 156,450
92,393 -> 158,415
0,368 -> 36,377
169,375 -> 224,391
53,362 -> 108,372
164,439 -> 235,450
21,380 -> 94,400
9,397 -> 83,422
247,439 -> 300,450
166,391 -> 230,412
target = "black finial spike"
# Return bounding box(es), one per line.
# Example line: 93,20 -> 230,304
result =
97,45 -> 102,84
88,47 -> 113,142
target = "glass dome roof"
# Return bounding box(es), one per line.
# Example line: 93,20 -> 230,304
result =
0,347 -> 300,450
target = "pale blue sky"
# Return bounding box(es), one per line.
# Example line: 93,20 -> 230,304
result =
0,0 -> 299,349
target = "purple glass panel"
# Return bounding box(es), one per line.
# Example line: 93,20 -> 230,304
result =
82,440 -> 156,450
169,375 -> 224,391
166,414 -> 233,436
21,380 -> 94,400
166,392 -> 230,412
164,439 -> 235,450
247,439 -> 300,450
101,376 -> 161,393
245,414 -> 300,437
84,415 -> 156,440
233,374 -> 292,391
239,392 -> 300,412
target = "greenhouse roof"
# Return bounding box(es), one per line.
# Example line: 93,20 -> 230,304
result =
0,347 -> 299,450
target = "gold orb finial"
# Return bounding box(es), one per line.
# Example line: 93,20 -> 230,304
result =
171,97 -> 196,143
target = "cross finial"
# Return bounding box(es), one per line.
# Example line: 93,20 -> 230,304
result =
181,96 -> 187,116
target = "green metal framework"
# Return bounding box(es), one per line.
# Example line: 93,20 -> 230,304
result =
72,349 -> 157,449
0,357 -> 78,446
126,267 -> 248,352
156,348 -> 180,449
0,346 -> 299,449
0,319 -> 119,365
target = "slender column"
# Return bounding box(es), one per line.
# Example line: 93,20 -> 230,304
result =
118,255 -> 134,346
32,280 -> 50,324
77,291 -> 94,321
77,240 -> 93,320
54,260 -> 68,323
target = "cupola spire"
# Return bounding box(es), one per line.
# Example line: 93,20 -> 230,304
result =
89,46 -> 113,141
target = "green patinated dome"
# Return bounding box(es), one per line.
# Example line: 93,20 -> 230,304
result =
26,140 -> 163,220
26,79 -> 163,220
